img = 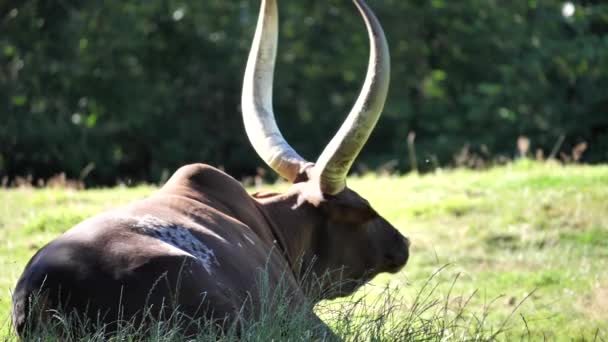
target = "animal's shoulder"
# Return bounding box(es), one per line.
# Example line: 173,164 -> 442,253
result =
159,164 -> 255,209
163,164 -> 240,192
169,163 -> 233,184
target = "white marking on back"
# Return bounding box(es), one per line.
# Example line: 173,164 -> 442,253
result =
132,215 -> 219,274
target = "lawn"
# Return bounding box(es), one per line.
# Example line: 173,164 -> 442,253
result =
1,161 -> 607,340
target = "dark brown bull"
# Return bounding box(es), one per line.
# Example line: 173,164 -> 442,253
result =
12,0 -> 409,337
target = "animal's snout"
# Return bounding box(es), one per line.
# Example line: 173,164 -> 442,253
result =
403,235 -> 411,249
383,234 -> 409,273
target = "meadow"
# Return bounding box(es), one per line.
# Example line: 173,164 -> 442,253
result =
0,161 -> 607,340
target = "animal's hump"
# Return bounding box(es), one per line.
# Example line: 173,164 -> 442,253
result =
161,163 -> 247,198
158,163 -> 261,223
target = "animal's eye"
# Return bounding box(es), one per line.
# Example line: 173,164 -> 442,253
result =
327,203 -> 378,225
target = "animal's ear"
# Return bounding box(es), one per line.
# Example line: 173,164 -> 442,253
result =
322,192 -> 378,225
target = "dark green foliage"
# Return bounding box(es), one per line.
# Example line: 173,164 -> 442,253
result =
1,0 -> 607,185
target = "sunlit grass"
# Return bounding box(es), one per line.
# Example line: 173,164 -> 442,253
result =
1,161 -> 607,339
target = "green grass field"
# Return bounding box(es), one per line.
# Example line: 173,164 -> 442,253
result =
1,161 -> 607,340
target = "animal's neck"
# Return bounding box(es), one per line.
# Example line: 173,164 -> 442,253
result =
256,193 -> 320,285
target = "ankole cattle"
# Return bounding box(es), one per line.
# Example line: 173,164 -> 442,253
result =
12,0 -> 409,337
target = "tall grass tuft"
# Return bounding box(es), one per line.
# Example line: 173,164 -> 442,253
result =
3,265 -> 529,341
320,265 -> 531,341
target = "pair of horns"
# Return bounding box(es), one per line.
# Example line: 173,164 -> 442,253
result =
242,0 -> 390,195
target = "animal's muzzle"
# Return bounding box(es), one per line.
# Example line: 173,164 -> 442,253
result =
384,235 -> 409,273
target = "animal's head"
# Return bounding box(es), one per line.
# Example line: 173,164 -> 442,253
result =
242,0 -> 409,299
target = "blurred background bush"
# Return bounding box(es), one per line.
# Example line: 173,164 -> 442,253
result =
1,0 -> 606,186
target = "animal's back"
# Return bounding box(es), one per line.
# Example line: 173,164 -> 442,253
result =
12,165 -> 284,335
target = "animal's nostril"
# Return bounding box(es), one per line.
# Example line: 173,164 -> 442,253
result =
385,244 -> 409,263
395,237 -> 410,262
383,252 -> 393,261
382,235 -> 410,272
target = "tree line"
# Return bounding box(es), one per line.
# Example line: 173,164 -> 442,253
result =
1,0 -> 607,186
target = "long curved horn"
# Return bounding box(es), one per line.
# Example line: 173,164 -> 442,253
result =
313,0 -> 390,195
242,0 -> 312,182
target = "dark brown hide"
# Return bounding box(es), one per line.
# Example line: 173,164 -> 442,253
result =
12,164 -> 408,336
